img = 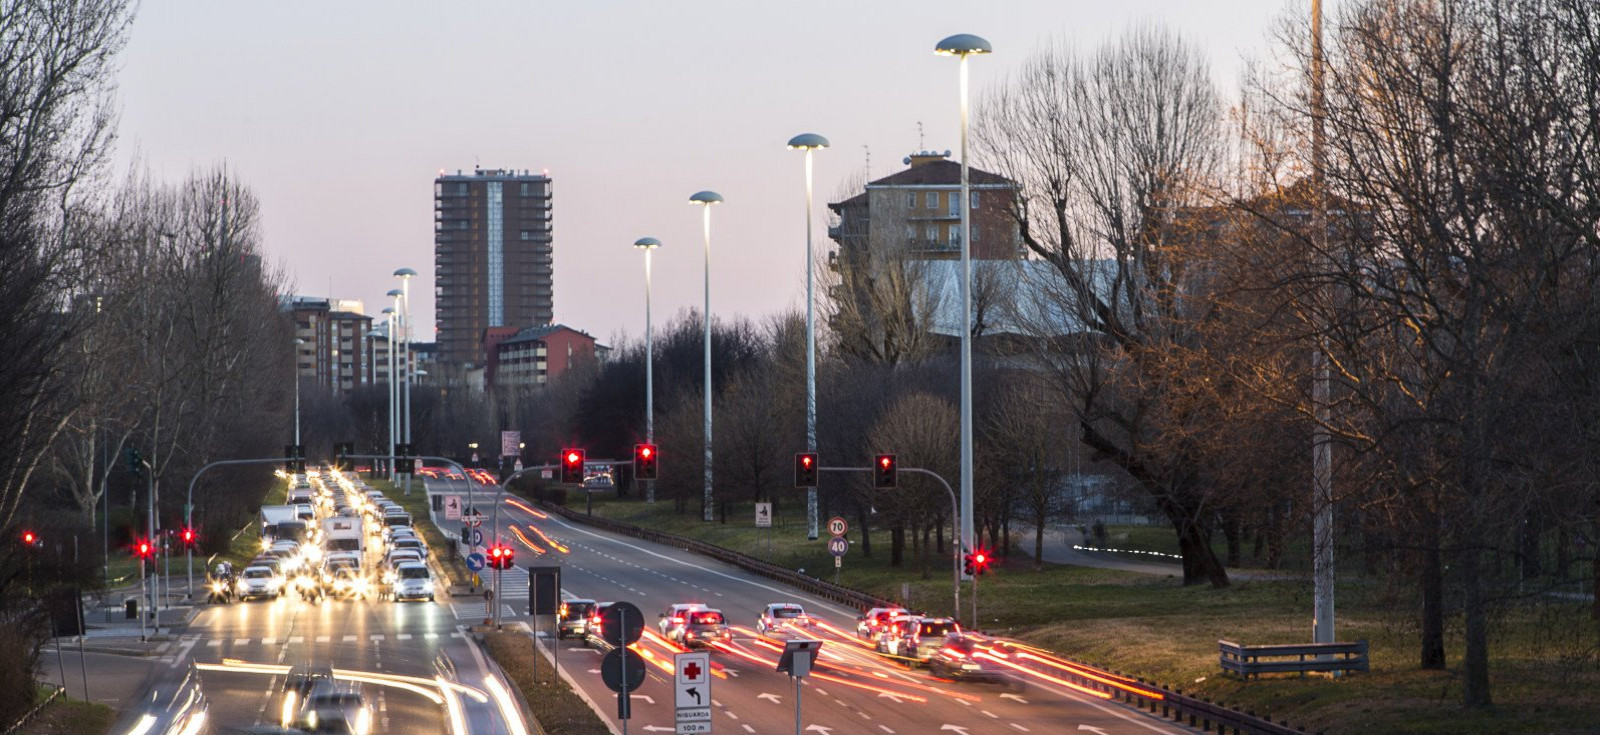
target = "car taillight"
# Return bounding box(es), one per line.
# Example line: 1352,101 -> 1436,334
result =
672,617 -> 684,624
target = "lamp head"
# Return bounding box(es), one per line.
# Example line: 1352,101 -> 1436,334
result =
688,191 -> 724,205
394,267 -> 418,278
935,33 -> 993,56
786,133 -> 830,150
387,288 -> 403,298
634,237 -> 661,250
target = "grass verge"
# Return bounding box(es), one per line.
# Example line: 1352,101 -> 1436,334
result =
15,687 -> 116,735
482,632 -> 610,735
551,493 -> 1600,735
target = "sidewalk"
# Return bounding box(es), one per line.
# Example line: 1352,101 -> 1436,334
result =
1016,525 -> 1291,581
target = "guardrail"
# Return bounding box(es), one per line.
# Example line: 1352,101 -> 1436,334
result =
536,501 -> 892,611
537,498 -> 1321,735
4,684 -> 63,735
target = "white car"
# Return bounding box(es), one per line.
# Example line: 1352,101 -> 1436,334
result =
236,565 -> 284,600
756,603 -> 812,635
391,561 -> 435,602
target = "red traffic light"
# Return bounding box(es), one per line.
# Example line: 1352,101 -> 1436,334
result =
21,530 -> 35,546
973,548 -> 992,575
560,448 -> 586,484
566,451 -> 580,465
181,528 -> 196,546
135,539 -> 152,558
795,452 -> 819,488
873,453 -> 897,489
634,443 -> 658,480
640,446 -> 652,459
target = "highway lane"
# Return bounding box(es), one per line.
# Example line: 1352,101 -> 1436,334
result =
473,487 -> 1193,735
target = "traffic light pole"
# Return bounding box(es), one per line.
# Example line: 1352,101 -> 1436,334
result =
184,457 -> 296,599
818,465 -> 961,621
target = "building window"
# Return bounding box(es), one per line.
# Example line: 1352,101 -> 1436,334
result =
971,192 -> 980,210
948,227 -> 960,246
926,191 -> 937,208
970,224 -> 979,243
926,224 -> 937,244
948,192 -> 958,216
907,192 -> 916,209
487,182 -> 504,326
520,182 -> 531,196
520,230 -> 531,241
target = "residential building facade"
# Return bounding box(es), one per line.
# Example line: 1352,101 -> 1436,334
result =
434,167 -> 554,370
491,324 -> 602,390
827,151 -> 1021,264
288,297 -> 373,395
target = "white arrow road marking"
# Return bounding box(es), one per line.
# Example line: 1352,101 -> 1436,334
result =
1010,725 -> 1031,732
1000,693 -> 1029,704
1078,727 -> 1110,735
641,727 -> 673,732
982,710 -> 999,718
587,669 -> 601,674
630,695 -> 655,704
757,692 -> 783,704
805,727 -> 833,734
877,692 -> 905,703
941,726 -> 971,735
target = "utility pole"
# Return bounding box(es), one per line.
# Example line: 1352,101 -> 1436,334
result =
1311,0 -> 1336,649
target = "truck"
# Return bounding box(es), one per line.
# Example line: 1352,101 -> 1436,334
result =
260,505 -> 298,537
322,516 -> 364,556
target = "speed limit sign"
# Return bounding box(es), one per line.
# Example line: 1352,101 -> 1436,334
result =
828,517 -> 848,537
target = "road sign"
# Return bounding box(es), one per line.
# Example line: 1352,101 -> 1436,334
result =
468,528 -> 485,547
776,639 -> 822,678
444,495 -> 462,520
827,537 -> 849,558
674,650 -> 711,715
828,517 -> 848,537
601,601 -> 645,647
464,512 -> 485,528
466,553 -> 485,572
501,430 -> 522,458
755,503 -> 772,528
601,647 -> 646,693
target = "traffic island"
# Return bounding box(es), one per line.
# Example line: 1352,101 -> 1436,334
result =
481,631 -> 610,735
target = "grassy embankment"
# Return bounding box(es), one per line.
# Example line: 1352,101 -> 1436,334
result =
14,687 -> 116,735
482,632 -> 610,735
544,492 -> 1600,735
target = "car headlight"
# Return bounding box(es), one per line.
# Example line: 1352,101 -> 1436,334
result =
261,539 -> 272,551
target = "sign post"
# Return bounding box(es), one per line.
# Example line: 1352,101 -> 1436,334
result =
600,601 -> 646,734
827,536 -> 848,584
673,650 -> 711,733
776,639 -> 822,735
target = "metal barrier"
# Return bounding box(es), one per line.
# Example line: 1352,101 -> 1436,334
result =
537,499 -> 1319,735
3,684 -> 62,735
1220,640 -> 1369,679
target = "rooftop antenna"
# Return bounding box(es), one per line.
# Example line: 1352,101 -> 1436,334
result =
917,121 -> 925,150
862,144 -> 871,176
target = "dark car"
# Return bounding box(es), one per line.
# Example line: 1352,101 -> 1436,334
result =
557,599 -> 598,639
928,635 -> 1023,689
583,601 -> 619,649
296,683 -> 372,734
278,665 -> 334,728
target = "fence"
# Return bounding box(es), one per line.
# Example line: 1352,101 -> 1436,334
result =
538,499 -> 1319,735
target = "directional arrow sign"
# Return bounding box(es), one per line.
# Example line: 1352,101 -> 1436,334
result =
757,692 -> 783,704
941,727 -> 971,735
674,651 -> 710,710
1000,693 -> 1030,704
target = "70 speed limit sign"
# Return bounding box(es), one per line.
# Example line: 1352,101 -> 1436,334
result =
827,517 -> 848,537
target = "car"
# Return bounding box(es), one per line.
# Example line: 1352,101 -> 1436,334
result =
235,565 -> 284,600
279,665 -> 335,728
322,562 -> 370,600
584,601 -> 621,648
875,615 -> 961,665
294,682 -> 373,734
389,536 -> 427,560
656,603 -> 705,637
856,606 -> 908,640
756,603 -> 813,636
381,549 -> 423,586
557,599 -> 598,639
927,635 -> 1023,688
663,607 -> 730,647
391,561 -> 435,602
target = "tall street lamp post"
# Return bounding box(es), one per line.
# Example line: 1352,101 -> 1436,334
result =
935,32 -> 992,574
634,237 -> 661,503
689,191 -> 723,522
787,133 -> 829,540
395,268 -> 417,495
381,305 -> 397,480
293,338 -> 305,445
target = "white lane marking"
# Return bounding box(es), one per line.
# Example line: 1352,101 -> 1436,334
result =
1010,725 -> 1031,732
879,727 -> 896,734
369,634 -> 385,642
542,514 -> 856,617
397,634 -> 413,640
982,710 -> 998,718
288,636 -> 304,644
742,726 -> 755,734
343,635 -> 357,642
424,633 -> 439,640
316,636 -> 330,643
724,711 -> 738,720
259,638 -> 275,646
233,638 -> 249,646
206,640 -> 222,648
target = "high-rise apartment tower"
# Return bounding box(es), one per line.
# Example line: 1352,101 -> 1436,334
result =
434,167 -> 554,369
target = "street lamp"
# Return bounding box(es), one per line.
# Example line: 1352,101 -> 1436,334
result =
634,237 -> 661,503
688,191 -> 723,522
935,32 -> 992,573
394,268 -> 417,495
293,338 -> 305,445
382,304 -> 398,481
787,133 -> 829,540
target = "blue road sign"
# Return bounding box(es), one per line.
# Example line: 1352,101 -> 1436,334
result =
827,537 -> 849,558
469,528 -> 485,547
466,552 -> 486,571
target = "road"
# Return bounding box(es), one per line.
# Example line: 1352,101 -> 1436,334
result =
433,476 -> 1193,735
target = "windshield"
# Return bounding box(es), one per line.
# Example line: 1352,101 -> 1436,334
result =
396,539 -> 420,548
691,612 -> 724,625
243,569 -> 273,579
772,608 -> 803,618
919,622 -> 957,637
328,538 -> 360,551
399,567 -> 429,580
385,516 -> 410,527
274,522 -> 307,541
309,693 -> 363,707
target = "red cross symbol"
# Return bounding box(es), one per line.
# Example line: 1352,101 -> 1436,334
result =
682,661 -> 703,681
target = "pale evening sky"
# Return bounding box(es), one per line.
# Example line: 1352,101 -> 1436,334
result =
114,0 -> 1297,344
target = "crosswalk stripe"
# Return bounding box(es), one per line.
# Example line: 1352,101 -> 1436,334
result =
316,636 -> 330,643
370,634 -> 385,642
288,636 -> 304,644
233,638 -> 249,645
206,640 -> 222,647
259,638 -> 275,645
343,635 -> 357,643
396,634 -> 412,640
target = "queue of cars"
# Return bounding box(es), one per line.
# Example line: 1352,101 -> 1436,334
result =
211,468 -> 435,605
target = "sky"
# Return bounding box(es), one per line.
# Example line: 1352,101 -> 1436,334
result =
114,0 -> 1297,344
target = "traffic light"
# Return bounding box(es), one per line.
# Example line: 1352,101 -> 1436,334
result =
633,444 -> 658,481
284,444 -> 305,473
135,538 -> 153,559
487,543 -> 517,570
972,549 -> 991,576
21,530 -> 36,547
333,442 -> 354,471
560,449 -> 585,485
181,527 -> 196,547
795,453 -> 818,488
873,454 -> 897,489
963,552 -> 975,576
126,448 -> 143,477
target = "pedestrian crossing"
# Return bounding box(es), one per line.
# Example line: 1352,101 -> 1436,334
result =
447,602 -> 521,620
196,631 -> 465,648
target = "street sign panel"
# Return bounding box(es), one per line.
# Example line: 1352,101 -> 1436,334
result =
528,565 -> 561,616
444,495 -> 462,520
601,601 -> 645,647
466,553 -> 486,572
828,517 -> 848,537
776,639 -> 823,678
827,536 -> 849,557
755,503 -> 772,528
464,512 -> 485,528
600,647 -> 646,693
500,430 -> 522,458
676,722 -> 711,734
674,651 -> 711,710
